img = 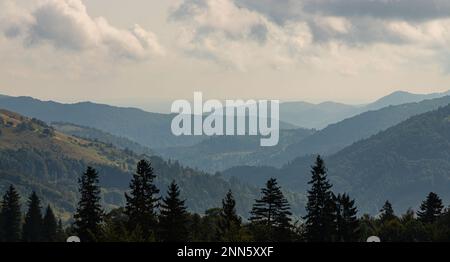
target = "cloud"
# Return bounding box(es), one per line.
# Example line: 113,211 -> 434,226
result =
170,0 -> 313,70
168,0 -> 450,75
1,0 -> 165,61
303,0 -> 450,21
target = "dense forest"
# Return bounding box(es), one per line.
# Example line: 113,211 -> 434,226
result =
1,156 -> 450,242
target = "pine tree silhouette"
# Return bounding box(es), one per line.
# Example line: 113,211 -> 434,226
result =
250,178 -> 292,241
0,185 -> 22,242
22,191 -> 43,242
379,201 -> 396,223
304,155 -> 336,242
125,159 -> 160,240
74,166 -> 104,242
219,190 -> 242,241
42,205 -> 58,242
417,192 -> 443,224
159,181 -> 189,242
334,193 -> 359,242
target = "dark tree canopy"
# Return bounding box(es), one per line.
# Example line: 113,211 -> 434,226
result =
417,192 -> 443,224
125,159 -> 160,240
335,194 -> 359,242
379,201 -> 396,223
42,205 -> 58,242
250,178 -> 292,241
0,185 -> 22,242
304,155 -> 336,242
73,166 -> 104,242
158,181 -> 189,242
22,191 -> 43,242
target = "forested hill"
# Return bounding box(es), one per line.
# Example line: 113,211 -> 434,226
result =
0,109 -> 306,219
225,103 -> 450,214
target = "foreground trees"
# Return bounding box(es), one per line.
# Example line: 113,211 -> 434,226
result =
2,157 -> 450,242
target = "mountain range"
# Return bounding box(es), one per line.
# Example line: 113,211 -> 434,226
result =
224,103 -> 450,214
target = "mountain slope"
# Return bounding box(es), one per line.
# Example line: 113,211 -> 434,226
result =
267,95 -> 450,167
0,95 -> 205,149
158,128 -> 315,172
0,109 -> 306,218
225,103 -> 450,214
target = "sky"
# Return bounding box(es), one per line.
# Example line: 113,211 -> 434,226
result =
1,0 -> 450,112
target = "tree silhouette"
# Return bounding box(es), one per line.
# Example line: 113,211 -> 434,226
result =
22,191 -> 43,242
304,156 -> 336,242
158,181 -> 189,242
42,205 -> 58,242
379,201 -> 396,223
417,192 -> 443,224
334,193 -> 359,242
219,190 -> 242,241
0,185 -> 22,242
250,178 -> 292,241
73,166 -> 104,242
125,159 -> 160,240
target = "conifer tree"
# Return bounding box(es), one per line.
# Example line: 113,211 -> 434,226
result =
42,205 -> 58,242
22,191 -> 43,242
219,190 -> 242,241
56,219 -> 67,242
250,178 -> 292,241
304,156 -> 336,242
0,185 -> 22,242
73,166 -> 104,242
125,159 -> 160,240
334,194 -> 359,242
158,181 -> 189,242
379,201 -> 396,223
417,192 -> 443,224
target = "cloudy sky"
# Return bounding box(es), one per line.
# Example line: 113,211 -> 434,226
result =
1,0 -> 450,112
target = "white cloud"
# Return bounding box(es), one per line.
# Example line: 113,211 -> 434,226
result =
1,0 -> 165,61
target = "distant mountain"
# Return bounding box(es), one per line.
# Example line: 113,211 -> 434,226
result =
170,95 -> 450,171
0,95 -> 205,149
0,109 -> 307,218
225,103 -> 450,214
279,90 -> 450,129
280,101 -> 358,129
158,128 -> 315,172
365,90 -> 450,111
266,95 -> 450,167
0,95 -> 297,149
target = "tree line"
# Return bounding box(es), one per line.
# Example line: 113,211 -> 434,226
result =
1,156 -> 450,242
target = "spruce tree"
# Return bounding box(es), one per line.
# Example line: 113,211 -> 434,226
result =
56,219 -> 67,242
0,185 -> 22,242
22,191 -> 43,242
335,194 -> 359,242
158,181 -> 189,242
219,190 -> 242,241
73,166 -> 104,242
42,205 -> 58,242
250,178 -> 292,241
304,155 -> 336,242
417,192 -> 443,224
125,159 -> 160,240
379,201 -> 396,223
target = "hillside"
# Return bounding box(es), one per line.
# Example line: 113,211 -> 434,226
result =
51,122 -> 154,156
0,109 -> 306,218
166,95 -> 450,171
225,103 -> 450,214
0,95 -> 205,149
158,128 -> 315,172
266,95 -> 450,167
